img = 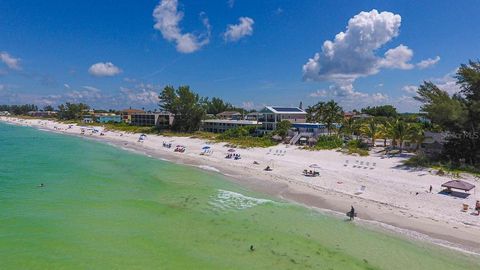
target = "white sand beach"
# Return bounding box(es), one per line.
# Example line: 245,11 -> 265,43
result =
3,116 -> 480,254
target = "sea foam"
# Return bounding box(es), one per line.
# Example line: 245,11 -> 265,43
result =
209,189 -> 272,211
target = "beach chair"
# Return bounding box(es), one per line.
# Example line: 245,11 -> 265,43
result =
370,162 -> 376,169
267,149 -> 272,155
364,162 -> 369,169
344,160 -> 349,167
355,185 -> 366,195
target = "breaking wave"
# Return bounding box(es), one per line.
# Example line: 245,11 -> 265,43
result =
209,189 -> 272,211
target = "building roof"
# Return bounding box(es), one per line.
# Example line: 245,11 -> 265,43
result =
352,113 -> 372,119
122,109 -> 145,114
262,106 -> 307,114
217,111 -> 242,116
202,119 -> 260,125
441,180 -> 475,191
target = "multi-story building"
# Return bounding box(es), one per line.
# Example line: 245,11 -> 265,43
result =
130,112 -> 174,128
96,115 -> 122,123
121,109 -> 145,123
27,111 -> 57,118
258,106 -> 307,132
200,119 -> 261,133
216,111 -> 242,120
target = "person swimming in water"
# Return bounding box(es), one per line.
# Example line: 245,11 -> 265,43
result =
250,245 -> 255,251
38,183 -> 45,188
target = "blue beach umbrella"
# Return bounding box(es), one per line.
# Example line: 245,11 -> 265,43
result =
202,146 -> 211,150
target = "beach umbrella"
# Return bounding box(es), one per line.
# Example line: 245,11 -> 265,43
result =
309,164 -> 322,169
202,146 -> 211,150
228,148 -> 236,152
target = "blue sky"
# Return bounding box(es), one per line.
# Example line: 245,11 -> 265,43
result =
1,0 -> 479,112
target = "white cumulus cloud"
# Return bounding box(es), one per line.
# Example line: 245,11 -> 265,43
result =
402,85 -> 418,94
0,52 -> 21,70
153,0 -> 210,53
417,56 -> 440,69
88,62 -> 122,77
224,17 -> 254,42
120,83 -> 160,105
303,10 -> 407,83
379,44 -> 414,70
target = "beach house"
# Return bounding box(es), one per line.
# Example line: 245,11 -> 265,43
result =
216,111 -> 242,120
121,108 -> 145,123
200,119 -> 261,133
27,111 -> 57,118
258,106 -> 307,132
96,115 -> 122,123
130,112 -> 174,128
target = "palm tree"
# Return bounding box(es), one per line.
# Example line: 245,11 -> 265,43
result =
408,124 -> 425,152
387,119 -> 409,153
377,123 -> 391,147
360,119 -> 380,147
340,117 -> 355,138
324,100 -> 343,135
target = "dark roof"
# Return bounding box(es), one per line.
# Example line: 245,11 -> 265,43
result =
271,107 -> 303,112
441,180 -> 475,191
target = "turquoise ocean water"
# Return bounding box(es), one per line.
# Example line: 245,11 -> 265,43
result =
0,122 -> 479,269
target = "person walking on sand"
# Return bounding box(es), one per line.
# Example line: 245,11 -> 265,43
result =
429,185 -> 432,193
349,206 -> 355,221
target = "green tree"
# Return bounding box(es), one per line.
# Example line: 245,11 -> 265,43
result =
407,124 -> 425,152
387,119 -> 410,153
57,103 -> 89,120
414,82 -> 466,129
275,120 -> 292,138
159,85 -> 205,132
360,119 -> 380,147
361,105 -> 398,117
43,105 -> 54,111
306,100 -> 343,135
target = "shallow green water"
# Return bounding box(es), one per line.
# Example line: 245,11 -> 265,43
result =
0,123 -> 478,269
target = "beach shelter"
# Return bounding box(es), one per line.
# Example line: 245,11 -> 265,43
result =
309,164 -> 322,173
441,180 -> 475,193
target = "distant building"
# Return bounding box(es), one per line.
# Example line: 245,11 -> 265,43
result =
352,113 -> 372,120
27,111 -> 57,118
216,111 -> 242,120
131,112 -> 174,128
258,106 -> 307,132
343,111 -> 355,120
420,131 -> 448,156
83,115 -> 94,123
96,115 -> 122,123
245,112 -> 261,121
0,111 -> 11,116
201,119 -> 261,133
121,109 -> 145,123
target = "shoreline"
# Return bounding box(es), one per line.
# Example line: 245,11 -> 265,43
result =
2,117 -> 480,258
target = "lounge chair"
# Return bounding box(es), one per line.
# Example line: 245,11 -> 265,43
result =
355,185 -> 366,195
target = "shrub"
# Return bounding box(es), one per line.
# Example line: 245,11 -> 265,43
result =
310,136 -> 343,150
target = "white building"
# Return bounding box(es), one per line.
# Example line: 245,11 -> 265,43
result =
200,119 -> 261,133
258,106 -> 307,132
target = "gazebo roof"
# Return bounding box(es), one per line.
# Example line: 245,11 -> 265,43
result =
441,180 -> 475,191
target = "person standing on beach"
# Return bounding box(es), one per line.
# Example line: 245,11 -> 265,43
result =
349,206 -> 355,221
429,185 -> 432,193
